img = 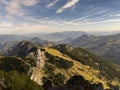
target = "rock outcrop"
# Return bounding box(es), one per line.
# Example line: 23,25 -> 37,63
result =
30,49 -> 46,85
5,40 -> 46,85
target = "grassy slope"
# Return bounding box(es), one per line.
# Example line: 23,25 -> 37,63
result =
45,48 -> 110,89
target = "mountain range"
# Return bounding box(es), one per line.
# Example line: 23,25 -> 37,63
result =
0,31 -> 120,89
0,31 -> 86,54
27,31 -> 87,41
0,40 -> 119,90
1,31 -> 120,66
63,34 -> 120,65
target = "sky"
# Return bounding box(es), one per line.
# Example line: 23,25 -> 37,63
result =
0,0 -> 120,34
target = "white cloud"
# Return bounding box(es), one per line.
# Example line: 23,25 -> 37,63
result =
5,0 -> 23,16
1,17 -> 120,34
3,0 -> 39,16
47,0 -> 59,8
102,19 -> 120,23
56,0 -> 79,13
70,9 -> 109,22
77,18 -> 120,25
0,22 -> 13,27
21,0 -> 38,6
114,14 -> 120,16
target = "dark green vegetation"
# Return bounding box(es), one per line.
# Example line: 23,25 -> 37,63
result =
0,57 -> 44,90
45,52 -> 74,69
44,63 -> 55,75
43,63 -> 65,86
0,71 -> 44,90
55,44 -> 120,81
53,73 -> 65,86
0,57 -> 29,73
43,75 -> 104,90
43,72 -> 65,87
21,57 -> 37,67
65,75 -> 104,90
0,52 -> 3,56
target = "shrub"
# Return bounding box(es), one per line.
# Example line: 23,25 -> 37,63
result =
0,71 -> 44,90
45,52 -> 74,69
44,63 -> 55,76
53,73 -> 65,86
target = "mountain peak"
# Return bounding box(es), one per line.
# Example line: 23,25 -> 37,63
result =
5,40 -> 37,57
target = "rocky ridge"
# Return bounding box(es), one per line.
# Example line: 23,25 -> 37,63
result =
5,40 -> 47,85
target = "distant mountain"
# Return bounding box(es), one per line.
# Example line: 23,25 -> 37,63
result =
30,37 -> 53,46
0,35 -> 53,54
58,37 -> 74,44
0,41 -> 18,55
87,31 -> 120,36
0,34 -> 30,43
68,34 -> 120,65
0,34 -> 30,53
28,31 -> 87,41
0,31 -> 86,53
4,41 -> 120,89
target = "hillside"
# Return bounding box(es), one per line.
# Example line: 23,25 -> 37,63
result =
53,45 -> 120,85
45,47 -> 109,89
67,34 -> 120,65
0,56 -> 44,90
1,41 -> 120,90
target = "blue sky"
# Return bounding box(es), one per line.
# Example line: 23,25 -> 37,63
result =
0,0 -> 120,34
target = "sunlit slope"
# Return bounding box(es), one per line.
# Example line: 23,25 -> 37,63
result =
45,48 -> 110,89
68,34 -> 120,65
54,45 -> 120,86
